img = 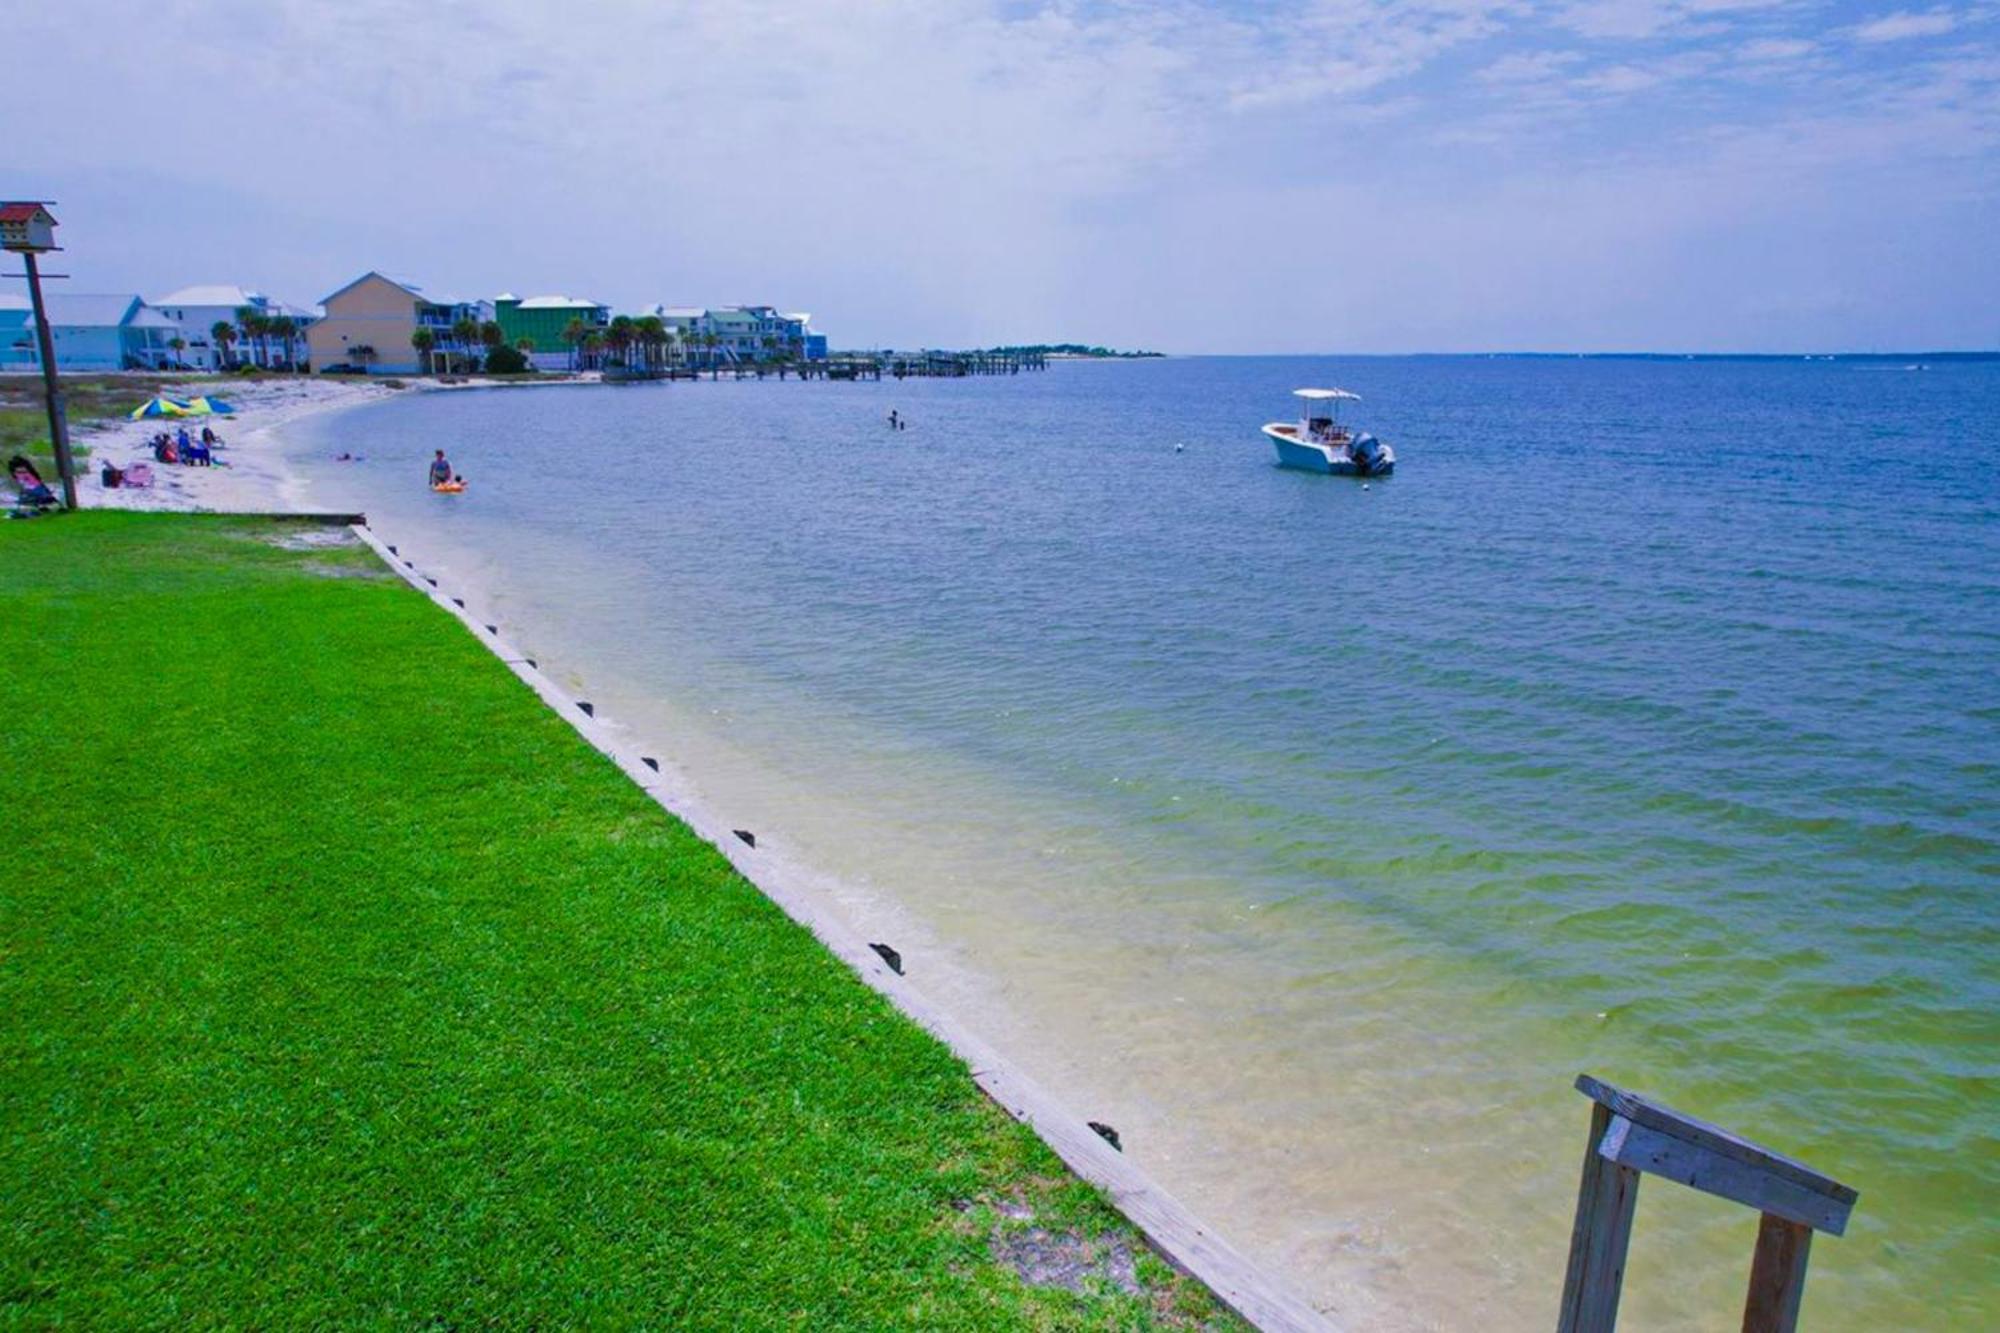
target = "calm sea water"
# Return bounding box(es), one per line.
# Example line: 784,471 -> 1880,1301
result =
294,358 -> 1999,1330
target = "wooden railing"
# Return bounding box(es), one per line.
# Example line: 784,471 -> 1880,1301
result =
1557,1074 -> 1858,1333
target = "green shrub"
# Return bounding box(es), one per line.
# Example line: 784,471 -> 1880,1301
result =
483,345 -> 529,375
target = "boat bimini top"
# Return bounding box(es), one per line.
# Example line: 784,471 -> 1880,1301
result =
1293,388 -> 1360,442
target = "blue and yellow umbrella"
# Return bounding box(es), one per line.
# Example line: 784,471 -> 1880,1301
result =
129,395 -> 194,420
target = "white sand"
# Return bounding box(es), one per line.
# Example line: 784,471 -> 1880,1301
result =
72,373 -> 608,513
76,377 -> 401,514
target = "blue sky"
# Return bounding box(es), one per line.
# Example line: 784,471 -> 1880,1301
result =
5,0 -> 1996,351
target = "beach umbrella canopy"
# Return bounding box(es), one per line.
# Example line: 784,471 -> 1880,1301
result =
129,396 -> 194,420
185,396 -> 236,415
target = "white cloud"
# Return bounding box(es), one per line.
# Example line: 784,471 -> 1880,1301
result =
1851,9 -> 1962,43
1479,50 -> 1586,82
4,0 -> 1995,350
1739,37 -> 1817,61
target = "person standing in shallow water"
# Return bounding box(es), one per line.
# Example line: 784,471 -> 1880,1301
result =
887,409 -> 900,430
428,449 -> 452,487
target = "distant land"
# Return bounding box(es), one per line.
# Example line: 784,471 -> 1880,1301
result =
1406,351 -> 2000,363
987,343 -> 1165,359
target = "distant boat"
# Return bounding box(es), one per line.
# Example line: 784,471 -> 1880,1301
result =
1261,388 -> 1394,476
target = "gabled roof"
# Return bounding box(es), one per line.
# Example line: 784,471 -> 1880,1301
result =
153,284 -> 266,309
127,306 -> 180,329
318,270 -> 422,306
517,295 -> 606,310
32,293 -> 141,327
0,202 -> 54,223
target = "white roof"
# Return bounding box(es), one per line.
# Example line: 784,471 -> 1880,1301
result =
1294,387 -> 1361,401
153,283 -> 264,308
518,295 -> 604,310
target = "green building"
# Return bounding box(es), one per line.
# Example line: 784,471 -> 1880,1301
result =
493,294 -> 610,369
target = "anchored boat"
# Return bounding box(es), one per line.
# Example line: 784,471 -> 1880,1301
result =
1261,388 -> 1394,476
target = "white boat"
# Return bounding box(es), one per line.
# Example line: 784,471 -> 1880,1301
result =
1261,388 -> 1394,476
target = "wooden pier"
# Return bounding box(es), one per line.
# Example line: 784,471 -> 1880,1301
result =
639,349 -> 1048,383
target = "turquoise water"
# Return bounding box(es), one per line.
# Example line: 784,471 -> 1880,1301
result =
295,359 -> 1998,1329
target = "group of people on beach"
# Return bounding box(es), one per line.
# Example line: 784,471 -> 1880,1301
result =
150,424 -> 222,468
887,409 -> 909,431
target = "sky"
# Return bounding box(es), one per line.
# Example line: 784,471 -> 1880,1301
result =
4,0 -> 1996,352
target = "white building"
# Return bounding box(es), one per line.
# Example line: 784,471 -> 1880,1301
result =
637,304 -> 824,366
0,292 -> 182,372
150,284 -> 319,369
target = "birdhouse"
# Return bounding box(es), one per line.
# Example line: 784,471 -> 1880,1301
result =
0,202 -> 59,253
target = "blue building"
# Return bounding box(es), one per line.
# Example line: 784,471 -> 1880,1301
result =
0,292 -> 181,371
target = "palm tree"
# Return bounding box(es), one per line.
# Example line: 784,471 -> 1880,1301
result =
606,315 -> 636,368
760,334 -> 778,365
168,336 -> 186,369
702,331 -> 720,378
233,306 -> 256,365
661,329 -> 678,370
411,327 -> 437,374
578,330 -> 604,370
450,315 -> 480,372
635,315 -> 667,372
267,315 -> 298,370
560,316 -> 587,372
211,321 -> 237,370
480,319 -> 504,352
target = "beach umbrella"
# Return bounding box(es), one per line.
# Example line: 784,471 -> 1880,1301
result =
185,395 -> 236,415
129,396 -> 194,420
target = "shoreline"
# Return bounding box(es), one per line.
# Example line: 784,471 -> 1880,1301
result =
6,511 -> 1258,1328
75,376 -> 401,514
131,376 -> 1341,1327
67,372 -> 623,515
349,518 -> 1335,1332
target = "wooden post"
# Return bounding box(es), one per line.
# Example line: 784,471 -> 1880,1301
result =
1556,1077 -> 1855,1333
21,250 -> 78,510
1741,1213 -> 1812,1333
1557,1101 -> 1642,1333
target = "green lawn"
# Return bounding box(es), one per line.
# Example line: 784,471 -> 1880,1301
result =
1,513 -> 1233,1330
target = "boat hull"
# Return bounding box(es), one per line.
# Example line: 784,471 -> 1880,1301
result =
1261,424 -> 1394,476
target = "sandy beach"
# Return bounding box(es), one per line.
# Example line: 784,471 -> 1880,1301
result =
74,376 -> 400,514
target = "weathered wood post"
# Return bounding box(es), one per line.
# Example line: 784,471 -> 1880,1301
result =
1556,1074 -> 1857,1333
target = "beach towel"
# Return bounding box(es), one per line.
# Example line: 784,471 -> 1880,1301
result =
122,463 -> 155,488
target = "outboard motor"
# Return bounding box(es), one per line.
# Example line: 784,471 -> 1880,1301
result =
1351,433 -> 1389,476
